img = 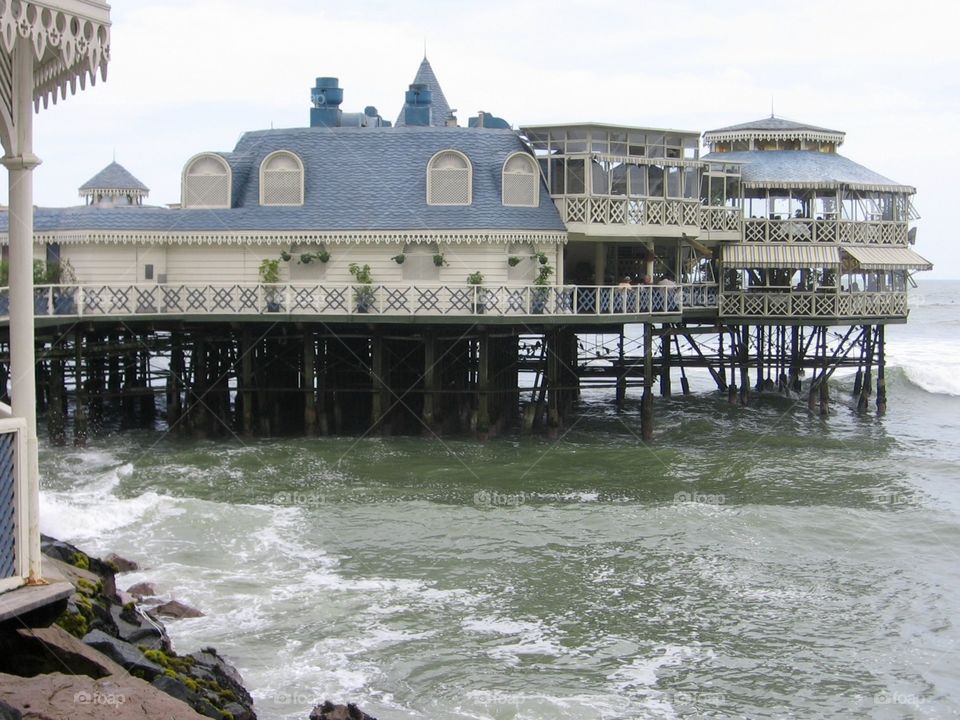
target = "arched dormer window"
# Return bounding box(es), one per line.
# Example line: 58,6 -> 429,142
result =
427,150 -> 472,206
182,153 -> 231,209
502,153 -> 539,207
260,150 -> 305,206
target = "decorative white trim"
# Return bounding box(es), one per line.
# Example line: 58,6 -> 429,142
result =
742,180 -> 916,194
79,187 -> 148,198
502,152 -> 539,208
5,228 -> 568,246
0,1 -> 112,109
704,129 -> 844,147
259,150 -> 305,207
182,152 -> 232,209
427,149 -> 472,206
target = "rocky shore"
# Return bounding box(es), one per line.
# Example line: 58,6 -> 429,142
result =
0,538 -> 378,720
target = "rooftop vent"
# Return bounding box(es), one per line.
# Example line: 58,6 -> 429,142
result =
310,77 -> 344,128
469,111 -> 510,129
403,83 -> 433,127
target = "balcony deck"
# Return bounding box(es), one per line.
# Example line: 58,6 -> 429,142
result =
0,283 -> 910,326
743,217 -> 908,244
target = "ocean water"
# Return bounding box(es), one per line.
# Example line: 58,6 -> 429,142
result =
38,279 -> 960,719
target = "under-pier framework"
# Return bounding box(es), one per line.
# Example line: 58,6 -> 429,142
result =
3,305 -> 893,446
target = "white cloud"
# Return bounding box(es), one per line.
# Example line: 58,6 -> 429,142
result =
6,0 -> 957,275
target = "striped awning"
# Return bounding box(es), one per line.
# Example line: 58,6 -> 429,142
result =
722,244 -> 840,269
842,245 -> 933,271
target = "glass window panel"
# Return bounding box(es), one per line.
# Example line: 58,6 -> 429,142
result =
566,159 -> 585,194
629,165 -> 647,196
610,132 -> 627,156
648,165 -> 664,197
590,131 -> 609,154
709,176 -> 724,206
551,159 -> 565,194
566,129 -> 587,153
591,160 -> 609,194
666,167 -> 682,198
611,163 -> 628,195
725,176 -> 740,206
683,168 -> 698,199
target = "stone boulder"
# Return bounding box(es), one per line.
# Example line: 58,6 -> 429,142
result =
81,630 -> 163,680
125,582 -> 159,598
0,671 -> 208,719
309,701 -> 378,720
105,553 -> 140,573
152,599 -> 204,619
14,626 -> 126,679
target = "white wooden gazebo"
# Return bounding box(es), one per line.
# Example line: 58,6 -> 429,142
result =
0,0 -> 110,594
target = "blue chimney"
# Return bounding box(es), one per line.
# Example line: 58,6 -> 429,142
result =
310,77 -> 344,128
403,83 -> 433,127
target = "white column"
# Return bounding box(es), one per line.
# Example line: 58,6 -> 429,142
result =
2,39 -> 42,582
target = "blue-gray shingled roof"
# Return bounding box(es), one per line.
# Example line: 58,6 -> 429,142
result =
703,150 -> 914,193
78,161 -> 149,193
1,126 -> 565,234
705,116 -> 843,136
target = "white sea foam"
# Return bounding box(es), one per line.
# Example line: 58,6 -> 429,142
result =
39,489 -> 171,542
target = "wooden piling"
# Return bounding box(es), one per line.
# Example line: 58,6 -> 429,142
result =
641,322 -> 653,442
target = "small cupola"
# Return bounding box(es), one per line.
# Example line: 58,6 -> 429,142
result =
703,116 -> 846,154
79,161 -> 149,207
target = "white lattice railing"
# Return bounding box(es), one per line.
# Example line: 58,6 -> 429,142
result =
558,196 -> 702,228
743,218 -> 909,244
702,206 -> 743,233
1,283 -> 707,320
719,291 -> 908,318
0,414 -> 28,593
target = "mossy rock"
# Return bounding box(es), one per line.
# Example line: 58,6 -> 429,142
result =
55,611 -> 89,638
69,551 -> 90,570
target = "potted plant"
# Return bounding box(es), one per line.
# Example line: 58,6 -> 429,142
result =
392,254 -> 406,265
280,250 -> 293,262
52,259 -> 78,315
299,249 -> 331,264
532,251 -> 549,266
532,264 -> 553,314
433,253 -> 447,268
259,258 -> 283,312
33,260 -> 51,315
349,262 -> 375,313
508,256 -> 523,267
467,271 -> 485,314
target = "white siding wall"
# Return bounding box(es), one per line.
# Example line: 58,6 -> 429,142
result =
167,245 -> 259,284
61,245 -> 139,284
52,242 -> 563,287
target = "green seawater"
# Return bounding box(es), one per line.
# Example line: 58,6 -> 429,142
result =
38,281 -> 960,719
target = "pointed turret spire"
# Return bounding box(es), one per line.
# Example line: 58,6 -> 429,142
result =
395,56 -> 452,127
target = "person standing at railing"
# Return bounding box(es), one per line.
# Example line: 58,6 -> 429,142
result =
657,276 -> 678,312
640,275 -> 653,312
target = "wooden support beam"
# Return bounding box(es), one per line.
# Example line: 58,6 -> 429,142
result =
303,327 -> 317,436
641,322 -> 653,441
73,331 -> 88,447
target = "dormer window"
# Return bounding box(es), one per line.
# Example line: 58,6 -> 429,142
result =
502,153 -> 539,207
427,150 -> 472,206
260,151 -> 305,206
182,154 -> 231,209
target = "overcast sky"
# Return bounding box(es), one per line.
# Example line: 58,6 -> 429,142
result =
10,0 -> 959,277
